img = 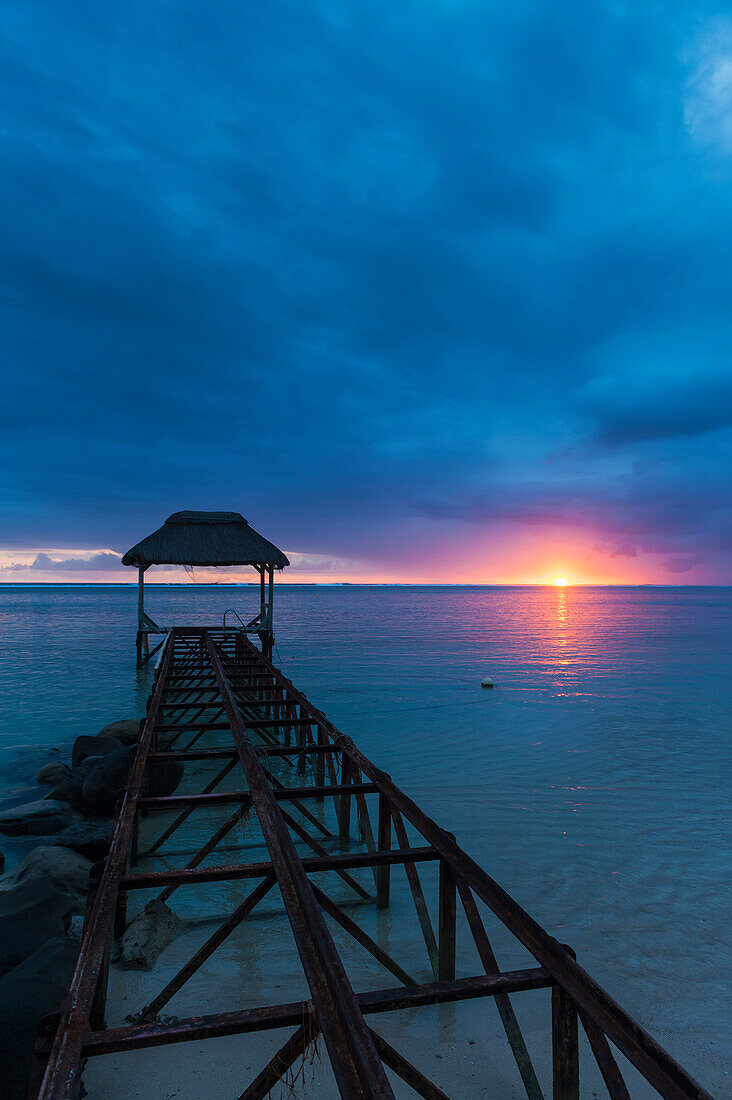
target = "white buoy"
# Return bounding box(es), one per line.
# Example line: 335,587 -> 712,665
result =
481,677 -> 494,688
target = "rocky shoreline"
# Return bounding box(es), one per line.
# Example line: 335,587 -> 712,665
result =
0,717 -> 184,1098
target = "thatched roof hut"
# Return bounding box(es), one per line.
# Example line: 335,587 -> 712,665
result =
124,511 -> 289,665
122,511 -> 290,570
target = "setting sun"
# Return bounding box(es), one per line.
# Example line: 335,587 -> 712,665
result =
554,576 -> 569,586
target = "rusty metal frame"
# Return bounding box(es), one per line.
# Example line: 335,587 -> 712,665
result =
31,627 -> 713,1100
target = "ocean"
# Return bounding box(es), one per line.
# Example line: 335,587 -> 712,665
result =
1,583 -> 729,1094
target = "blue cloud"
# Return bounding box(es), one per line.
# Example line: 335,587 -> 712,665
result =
0,1 -> 730,576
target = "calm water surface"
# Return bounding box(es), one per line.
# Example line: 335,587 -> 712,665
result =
0,584 -> 729,1088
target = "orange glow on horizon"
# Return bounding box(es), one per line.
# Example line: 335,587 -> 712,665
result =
0,536 -> 713,585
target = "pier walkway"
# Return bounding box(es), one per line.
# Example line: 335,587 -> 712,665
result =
32,627 -> 711,1099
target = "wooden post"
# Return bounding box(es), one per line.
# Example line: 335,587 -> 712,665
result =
339,756 -> 352,843
552,947 -> 580,1100
131,807 -> 140,862
114,888 -> 128,940
376,795 -> 391,909
265,565 -> 274,660
315,727 -> 326,794
296,714 -> 307,775
136,566 -> 149,666
438,859 -> 456,981
257,564 -> 274,661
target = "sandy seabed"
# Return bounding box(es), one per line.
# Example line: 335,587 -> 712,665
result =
82,882 -> 729,1099
85,1002 -> 727,1100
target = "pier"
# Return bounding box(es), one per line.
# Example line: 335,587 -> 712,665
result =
32,625 -> 712,1099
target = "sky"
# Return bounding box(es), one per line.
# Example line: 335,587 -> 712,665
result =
2,1 -> 731,584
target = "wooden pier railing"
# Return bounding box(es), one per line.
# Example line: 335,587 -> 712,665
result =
31,627 -> 713,1100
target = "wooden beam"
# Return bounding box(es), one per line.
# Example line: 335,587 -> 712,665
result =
122,847 -> 439,890
71,969 -> 554,1057
203,633 -> 393,1099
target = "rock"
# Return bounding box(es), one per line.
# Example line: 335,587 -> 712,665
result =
481,677 -> 494,688
72,733 -> 126,770
46,759 -> 102,810
46,774 -> 84,810
7,933 -> 78,987
0,846 -> 92,913
36,761 -> 71,786
74,757 -> 102,781
53,818 -> 114,861
81,750 -> 130,814
119,899 -> 180,970
145,759 -> 184,798
98,718 -> 141,746
0,799 -> 76,837
0,937 -> 78,1099
0,875 -> 72,973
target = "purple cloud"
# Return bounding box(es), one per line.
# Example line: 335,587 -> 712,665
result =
595,541 -> 638,559
661,554 -> 705,574
9,552 -> 123,573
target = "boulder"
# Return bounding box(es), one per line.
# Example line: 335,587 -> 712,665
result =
0,936 -> 78,1099
0,799 -> 75,837
119,899 -> 180,970
72,733 -> 126,770
36,761 -> 71,786
0,875 -> 72,973
46,773 -> 84,810
7,932 -> 78,986
98,718 -> 141,747
53,818 -> 114,861
48,757 -> 103,810
145,759 -> 184,798
74,757 -> 103,781
81,750 -> 130,814
0,846 -> 92,913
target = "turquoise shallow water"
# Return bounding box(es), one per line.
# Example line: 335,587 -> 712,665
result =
0,583 -> 730,1089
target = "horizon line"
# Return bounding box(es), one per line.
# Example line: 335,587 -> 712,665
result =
0,581 -> 728,588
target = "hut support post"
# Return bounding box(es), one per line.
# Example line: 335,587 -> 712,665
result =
259,565 -> 274,661
136,567 -> 149,667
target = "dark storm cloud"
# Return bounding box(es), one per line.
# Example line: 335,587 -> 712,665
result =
577,329 -> 732,445
1,1 -> 730,576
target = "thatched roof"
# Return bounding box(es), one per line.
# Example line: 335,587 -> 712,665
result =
122,511 -> 290,570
